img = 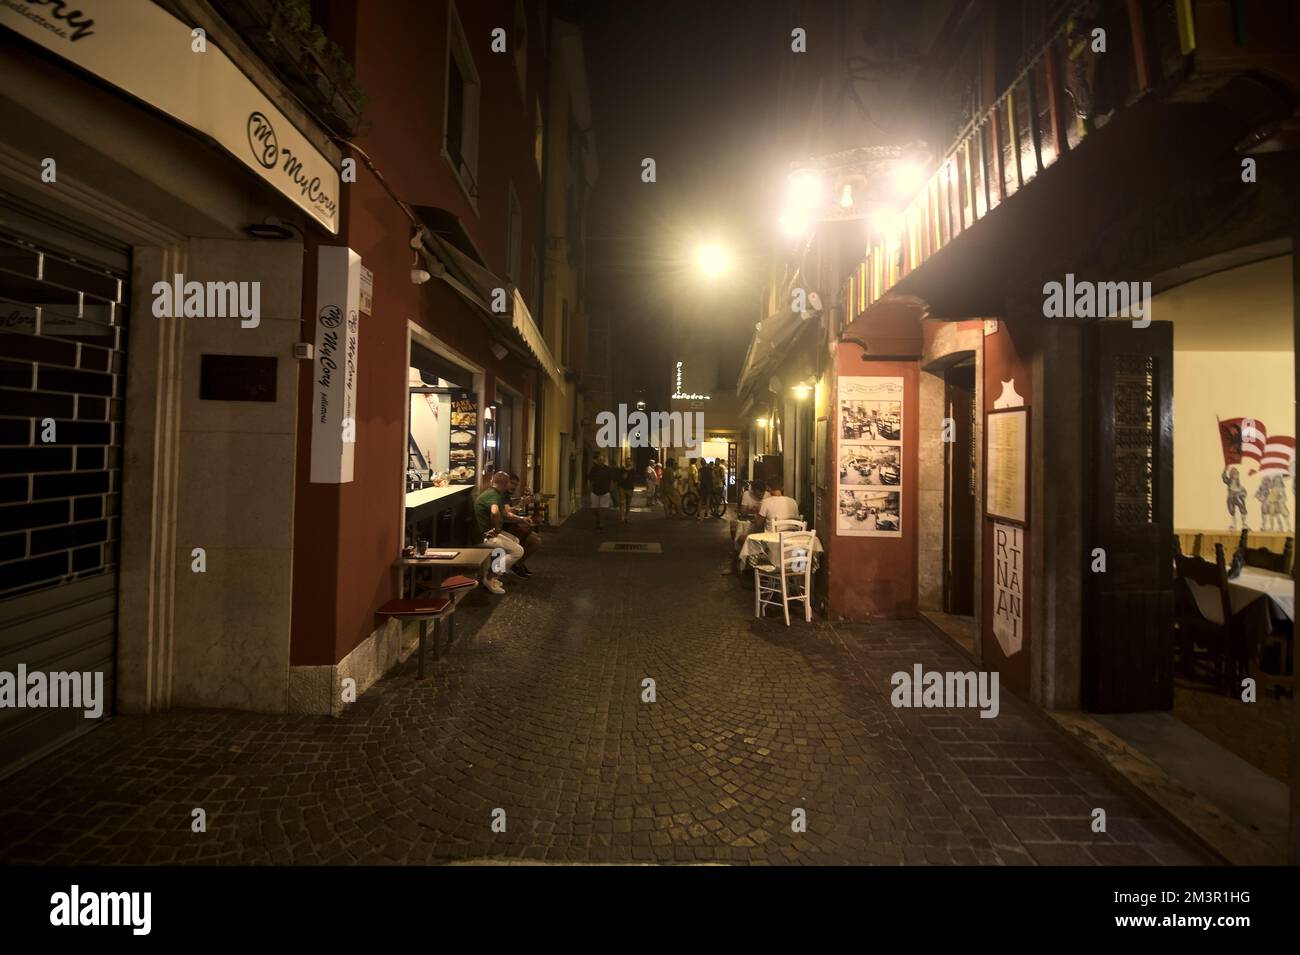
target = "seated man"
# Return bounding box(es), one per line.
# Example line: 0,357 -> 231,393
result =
503,473 -> 540,577
725,480 -> 766,575
755,482 -> 800,531
474,472 -> 525,594
739,480 -> 766,520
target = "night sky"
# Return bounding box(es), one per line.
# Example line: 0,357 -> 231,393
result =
564,0 -> 797,404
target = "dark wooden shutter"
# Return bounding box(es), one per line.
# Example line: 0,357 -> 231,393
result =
1082,320 -> 1174,712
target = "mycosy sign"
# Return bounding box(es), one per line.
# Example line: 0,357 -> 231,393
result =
0,0 -> 340,232
311,247 -> 361,484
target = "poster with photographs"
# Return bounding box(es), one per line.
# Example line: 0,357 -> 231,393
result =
448,393 -> 478,485
837,376 -> 903,536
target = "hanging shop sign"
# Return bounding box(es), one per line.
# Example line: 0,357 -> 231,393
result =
310,246 -> 361,483
992,521 -> 1024,657
671,360 -> 710,400
0,0 -> 340,232
835,376 -> 903,537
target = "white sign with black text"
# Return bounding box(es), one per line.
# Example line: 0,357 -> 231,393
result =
311,247 -> 361,483
0,0 -> 340,232
992,521 -> 1024,657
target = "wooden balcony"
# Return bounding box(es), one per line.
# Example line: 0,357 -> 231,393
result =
844,0 -> 1300,322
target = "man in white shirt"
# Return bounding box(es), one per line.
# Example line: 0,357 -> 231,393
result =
756,483 -> 800,528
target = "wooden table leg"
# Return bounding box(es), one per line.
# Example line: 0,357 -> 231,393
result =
433,617 -> 441,661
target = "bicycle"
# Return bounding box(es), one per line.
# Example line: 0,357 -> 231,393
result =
681,488 -> 726,519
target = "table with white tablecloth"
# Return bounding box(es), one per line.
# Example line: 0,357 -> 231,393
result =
740,531 -> 824,569
1232,567 -> 1294,622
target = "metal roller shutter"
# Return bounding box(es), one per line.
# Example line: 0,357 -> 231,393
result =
0,221 -> 127,779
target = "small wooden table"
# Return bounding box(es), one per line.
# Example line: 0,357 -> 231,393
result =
395,549 -> 494,652
394,549 -> 494,599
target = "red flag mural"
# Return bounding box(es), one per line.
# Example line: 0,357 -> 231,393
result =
1217,417 -> 1294,474
1260,435 -> 1296,474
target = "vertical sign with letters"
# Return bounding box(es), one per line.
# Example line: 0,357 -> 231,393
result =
992,521 -> 1024,657
311,247 -> 361,483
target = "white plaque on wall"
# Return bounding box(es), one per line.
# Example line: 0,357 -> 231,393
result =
311,247 -> 361,483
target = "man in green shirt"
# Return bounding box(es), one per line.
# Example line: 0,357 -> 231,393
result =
474,472 -> 523,594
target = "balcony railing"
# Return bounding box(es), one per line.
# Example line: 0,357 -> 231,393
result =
844,0 -> 1189,322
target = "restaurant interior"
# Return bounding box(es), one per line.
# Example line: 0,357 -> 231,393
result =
1154,254 -> 1294,842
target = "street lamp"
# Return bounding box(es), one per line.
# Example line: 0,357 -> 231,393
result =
695,242 -> 730,279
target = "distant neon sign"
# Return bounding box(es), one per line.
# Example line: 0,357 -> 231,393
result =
671,360 -> 710,400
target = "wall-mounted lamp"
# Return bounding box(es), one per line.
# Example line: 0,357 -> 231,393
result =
244,216 -> 304,240
756,417 -> 770,428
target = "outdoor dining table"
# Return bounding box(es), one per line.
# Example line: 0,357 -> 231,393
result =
740,531 -> 824,568
393,548 -> 495,599
392,548 -> 496,655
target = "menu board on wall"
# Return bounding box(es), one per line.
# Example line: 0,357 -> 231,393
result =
448,392 -> 478,485
986,408 -> 1028,524
836,376 -> 903,537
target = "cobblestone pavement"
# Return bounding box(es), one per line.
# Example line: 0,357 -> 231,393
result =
0,502 -> 1212,865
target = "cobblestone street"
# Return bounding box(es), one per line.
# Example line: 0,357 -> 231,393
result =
0,505 -> 1211,865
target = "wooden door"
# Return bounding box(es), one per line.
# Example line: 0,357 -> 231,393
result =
944,363 -> 977,615
1082,321 -> 1174,712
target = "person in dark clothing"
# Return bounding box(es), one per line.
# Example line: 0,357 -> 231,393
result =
588,452 -> 614,531
618,457 -> 636,523
696,457 -> 714,521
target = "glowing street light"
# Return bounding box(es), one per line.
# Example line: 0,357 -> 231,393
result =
891,160 -> 926,198
779,210 -> 812,238
695,242 -> 731,278
870,208 -> 904,243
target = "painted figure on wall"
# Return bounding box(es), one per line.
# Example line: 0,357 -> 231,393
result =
1223,466 -> 1248,530
1257,474 -> 1291,532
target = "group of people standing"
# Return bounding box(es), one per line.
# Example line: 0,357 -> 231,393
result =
585,454 -> 729,526
652,457 -> 726,520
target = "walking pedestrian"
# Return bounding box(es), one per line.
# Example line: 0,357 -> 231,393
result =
619,457 -> 636,522
696,457 -> 714,521
588,453 -> 614,531
645,458 -> 660,506
663,458 -> 683,518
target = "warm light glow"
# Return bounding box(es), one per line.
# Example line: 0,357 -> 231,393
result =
791,384 -> 812,399
695,243 -> 730,278
839,183 -> 854,208
891,161 -> 925,197
779,210 -> 811,238
756,417 -> 770,428
787,168 -> 825,210
870,208 -> 904,240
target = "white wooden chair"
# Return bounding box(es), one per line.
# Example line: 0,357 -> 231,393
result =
754,530 -> 815,625
768,517 -> 807,533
